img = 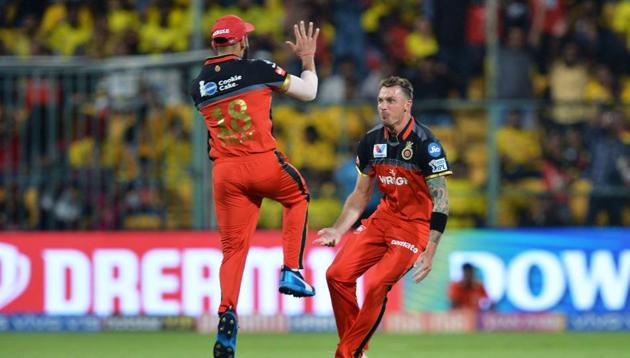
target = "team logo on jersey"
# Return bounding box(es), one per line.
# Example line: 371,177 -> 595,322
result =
429,158 -> 448,173
199,81 -> 217,97
214,65 -> 221,72
428,142 -> 442,157
402,141 -> 414,160
373,144 -> 387,158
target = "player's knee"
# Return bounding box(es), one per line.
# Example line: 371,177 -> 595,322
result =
326,264 -> 342,283
219,228 -> 249,254
363,281 -> 389,301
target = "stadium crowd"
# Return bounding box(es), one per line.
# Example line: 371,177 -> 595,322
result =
0,0 -> 628,230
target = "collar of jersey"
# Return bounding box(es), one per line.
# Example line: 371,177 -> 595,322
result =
204,54 -> 240,65
384,116 -> 415,142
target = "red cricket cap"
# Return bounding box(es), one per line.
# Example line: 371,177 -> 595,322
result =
210,15 -> 255,47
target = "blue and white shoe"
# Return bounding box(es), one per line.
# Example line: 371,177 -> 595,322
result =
213,309 -> 238,358
279,266 -> 316,297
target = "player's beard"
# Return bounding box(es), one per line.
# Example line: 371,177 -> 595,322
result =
242,46 -> 249,59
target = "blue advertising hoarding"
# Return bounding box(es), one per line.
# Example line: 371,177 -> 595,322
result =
405,228 -> 630,314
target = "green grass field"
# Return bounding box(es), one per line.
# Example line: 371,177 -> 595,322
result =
1,332 -> 629,358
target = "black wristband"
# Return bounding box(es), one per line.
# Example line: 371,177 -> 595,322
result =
430,212 -> 448,233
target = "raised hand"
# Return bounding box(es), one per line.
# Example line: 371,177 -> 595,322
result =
285,20 -> 320,60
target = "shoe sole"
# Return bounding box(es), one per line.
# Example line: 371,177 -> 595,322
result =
214,313 -> 237,358
279,284 -> 315,297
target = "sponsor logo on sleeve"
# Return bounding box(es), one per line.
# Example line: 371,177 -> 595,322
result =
373,144 -> 387,158
429,158 -> 448,173
428,142 -> 442,158
199,81 -> 217,97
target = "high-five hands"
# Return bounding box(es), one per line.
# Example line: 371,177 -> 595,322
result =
285,20 -> 320,59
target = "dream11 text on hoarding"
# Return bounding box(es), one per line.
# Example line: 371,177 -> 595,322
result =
0,229 -> 629,316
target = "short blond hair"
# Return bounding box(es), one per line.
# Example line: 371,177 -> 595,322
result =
379,76 -> 413,100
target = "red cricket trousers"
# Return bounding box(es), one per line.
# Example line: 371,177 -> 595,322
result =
213,150 -> 309,314
326,215 -> 428,358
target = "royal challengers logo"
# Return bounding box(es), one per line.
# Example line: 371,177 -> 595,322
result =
402,141 -> 413,160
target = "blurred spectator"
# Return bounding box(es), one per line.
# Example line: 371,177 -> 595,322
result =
0,104 -> 21,172
585,64 -> 618,106
497,109 -> 541,181
290,124 -> 336,194
409,56 -> 454,100
497,27 -> 534,100
529,0 -> 568,71
52,184 -> 84,229
107,0 -> 139,35
138,6 -> 182,53
319,56 -> 359,104
464,0 -> 488,76
0,14 -> 42,56
122,183 -> 166,229
360,59 -> 396,101
331,0 -> 366,77
563,127 -> 589,175
574,1 -> 628,74
611,0 -> 630,61
540,131 -> 572,225
409,56 -> 456,125
549,41 -> 588,126
432,0 -> 471,97
405,15 -> 438,62
502,0 -> 530,31
378,7 -> 411,64
47,2 -> 93,56
585,107 -> 629,226
0,183 -> 28,230
448,263 -> 492,311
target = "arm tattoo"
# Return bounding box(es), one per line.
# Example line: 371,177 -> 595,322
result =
429,230 -> 442,245
427,176 -> 449,215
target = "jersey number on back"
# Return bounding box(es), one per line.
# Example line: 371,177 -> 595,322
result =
210,98 -> 255,145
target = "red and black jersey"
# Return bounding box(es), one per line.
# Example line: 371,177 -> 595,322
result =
356,117 -> 452,223
190,54 -> 290,160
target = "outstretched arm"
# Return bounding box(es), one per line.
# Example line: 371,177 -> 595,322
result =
284,21 -> 320,101
314,172 -> 375,247
413,175 -> 449,283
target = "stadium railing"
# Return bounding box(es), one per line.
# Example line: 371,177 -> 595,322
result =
0,52 -> 628,230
